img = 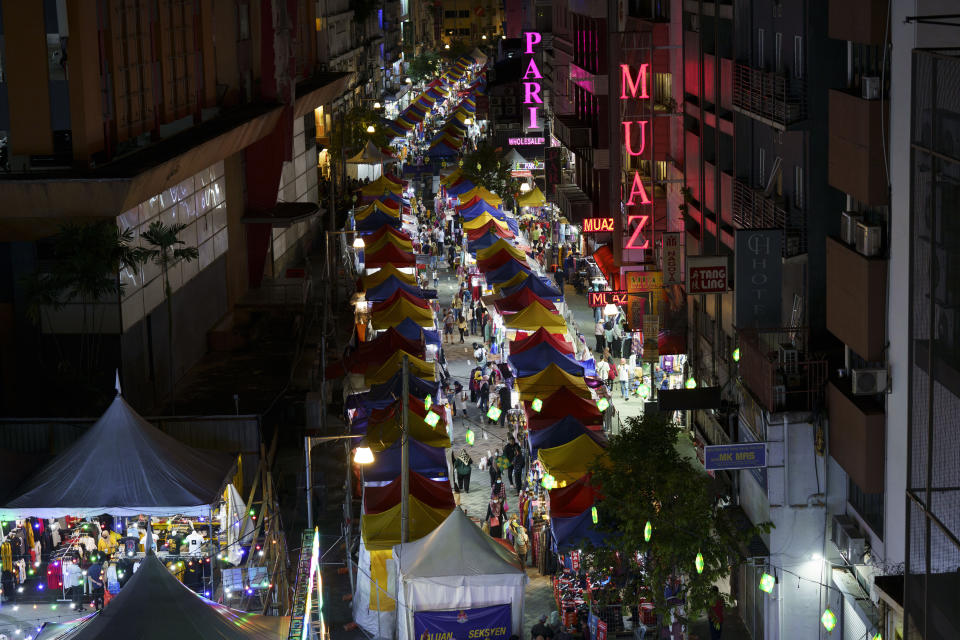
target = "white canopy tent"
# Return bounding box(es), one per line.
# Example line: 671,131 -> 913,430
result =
393,508 -> 528,640
347,141 -> 397,181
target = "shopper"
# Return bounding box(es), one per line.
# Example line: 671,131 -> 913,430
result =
595,319 -> 605,353
596,357 -> 610,382
486,498 -> 506,538
488,450 -> 502,486
618,358 -> 630,400
498,384 -> 512,426
503,436 -> 520,487
458,314 -> 467,343
607,357 -> 618,391
87,559 -> 105,611
454,449 -> 474,493
708,586 -> 724,640
530,615 -> 554,640
513,522 -> 529,571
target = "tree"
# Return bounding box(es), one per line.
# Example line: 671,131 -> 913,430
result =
586,413 -> 771,621
135,221 -> 199,409
328,105 -> 396,225
442,39 -> 473,61
461,141 -> 520,210
408,52 -> 441,84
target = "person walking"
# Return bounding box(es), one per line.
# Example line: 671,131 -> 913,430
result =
486,498 -> 506,538
607,357 -> 618,392
488,451 -> 502,486
595,357 -> 610,383
433,268 -> 440,290
594,319 -> 605,353
618,358 -> 630,400
454,449 -> 473,493
512,522 -> 529,571
498,384 -> 512,426
503,436 -> 520,487
458,314 -> 467,343
469,304 -> 478,335
708,586 -> 724,640
443,309 -> 456,344
511,446 -> 525,492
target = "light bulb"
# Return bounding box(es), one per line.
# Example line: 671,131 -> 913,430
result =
354,446 -> 375,464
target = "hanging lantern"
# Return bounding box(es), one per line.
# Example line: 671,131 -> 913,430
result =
644,521 -> 652,542
597,398 -> 609,412
732,347 -> 740,362
758,573 -> 775,593
465,429 -> 475,445
591,506 -> 598,524
424,410 -> 440,426
424,394 -> 432,410
695,552 -> 704,574
821,609 -> 837,632
638,384 -> 651,399
685,377 -> 697,389
531,398 -> 543,412
486,406 -> 502,421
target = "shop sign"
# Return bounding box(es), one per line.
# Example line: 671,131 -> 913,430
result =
622,269 -> 662,293
660,232 -> 683,285
587,290 -> 628,307
571,550 -> 581,572
734,229 -> 782,328
596,620 -> 608,640
413,604 -> 512,640
508,136 -> 545,145
522,33 -> 543,131
582,217 -> 616,233
687,256 -> 729,294
704,443 -> 767,471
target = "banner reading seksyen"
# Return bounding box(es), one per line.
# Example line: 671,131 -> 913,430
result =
414,604 -> 512,640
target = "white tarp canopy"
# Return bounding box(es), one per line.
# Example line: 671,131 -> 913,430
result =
352,538 -> 397,640
393,508 -> 528,640
503,148 -> 529,168
347,140 -> 397,165
0,394 -> 236,519
470,48 -> 489,66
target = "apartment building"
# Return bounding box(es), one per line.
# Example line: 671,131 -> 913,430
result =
440,0 -> 503,44
0,0 -> 354,413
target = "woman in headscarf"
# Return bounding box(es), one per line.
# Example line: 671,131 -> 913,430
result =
486,497 -> 506,538
454,448 -> 474,493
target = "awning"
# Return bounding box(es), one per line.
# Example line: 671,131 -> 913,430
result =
516,364 -> 592,402
538,434 -> 609,485
241,202 -> 320,226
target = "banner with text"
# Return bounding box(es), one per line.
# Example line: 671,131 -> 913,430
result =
660,233 -> 684,285
413,604 -> 512,640
734,230 -> 782,328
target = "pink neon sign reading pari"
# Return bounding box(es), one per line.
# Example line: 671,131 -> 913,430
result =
523,32 -> 543,130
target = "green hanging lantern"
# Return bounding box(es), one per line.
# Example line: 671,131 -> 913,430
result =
732,347 -> 740,362
758,573 -> 775,593
597,398 -> 609,412
424,394 -> 432,410
465,429 -> 475,445
821,609 -> 837,632
591,506 -> 598,524
531,398 -> 543,412
424,411 -> 440,426
643,521 -> 652,542
638,384 -> 651,399
685,377 -> 697,389
486,406 -> 502,421
695,552 -> 704,574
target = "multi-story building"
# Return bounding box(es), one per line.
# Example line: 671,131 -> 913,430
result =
440,0 -> 503,44
0,0 -> 353,414
408,0 -> 438,54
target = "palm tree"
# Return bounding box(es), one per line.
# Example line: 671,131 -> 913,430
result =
135,221 -> 199,410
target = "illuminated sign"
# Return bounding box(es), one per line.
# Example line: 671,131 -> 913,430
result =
621,64 -> 653,209
522,32 -> 543,130
661,233 -> 683,285
582,217 -> 616,232
622,269 -> 662,293
687,256 -> 728,294
625,215 -> 650,250
587,291 -> 629,307
508,137 -> 545,145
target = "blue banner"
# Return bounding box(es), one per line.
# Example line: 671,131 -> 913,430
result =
704,443 -> 767,471
414,604 -> 512,640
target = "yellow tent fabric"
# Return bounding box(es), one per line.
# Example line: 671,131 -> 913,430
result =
361,496 -> 452,550
365,232 -> 413,254
516,364 -> 591,401
367,410 -> 451,450
368,549 -> 396,611
361,264 -> 417,289
462,213 -> 509,231
518,186 -> 546,208
538,434 -> 609,485
505,302 -> 567,332
476,239 -> 525,262
441,169 -> 463,186
355,200 -> 400,220
365,350 -> 436,385
492,271 -> 530,293
370,298 -> 435,330
459,187 -> 503,206
360,176 -> 403,197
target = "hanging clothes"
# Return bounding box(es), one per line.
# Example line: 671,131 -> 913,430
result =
106,564 -> 120,594
1,541 -> 11,572
14,559 -> 25,584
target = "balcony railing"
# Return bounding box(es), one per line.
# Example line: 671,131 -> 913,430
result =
732,64 -> 806,129
553,114 -> 593,150
732,179 -> 807,257
737,328 -> 828,414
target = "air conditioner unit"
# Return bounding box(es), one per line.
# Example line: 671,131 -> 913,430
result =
862,76 -> 881,100
840,211 -> 862,245
851,368 -> 887,395
831,515 -> 866,564
855,222 -> 882,257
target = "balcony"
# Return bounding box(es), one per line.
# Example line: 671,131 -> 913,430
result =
732,64 -> 807,130
553,114 -> 593,150
825,237 -> 887,361
828,89 -> 889,205
737,328 -> 828,414
554,184 -> 594,225
732,179 -> 807,257
827,378 -> 885,493
829,0 -> 887,45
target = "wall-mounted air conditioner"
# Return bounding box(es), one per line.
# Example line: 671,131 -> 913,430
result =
862,76 -> 881,100
851,368 -> 887,395
855,222 -> 882,257
831,515 -> 866,564
840,211 -> 862,245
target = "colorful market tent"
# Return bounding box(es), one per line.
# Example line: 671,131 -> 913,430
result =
365,231 -> 413,253
502,276 -> 564,303
395,317 -> 442,348
325,328 -> 424,377
463,213 -> 510,232
525,386 -> 602,429
504,303 -> 567,332
459,198 -> 504,220
370,298 -> 435,330
361,438 -> 448,483
493,270 -> 532,293
359,175 -> 403,197
446,179 -> 476,196
355,200 -> 400,219
517,186 -> 546,208
459,186 -> 503,206
0,395 -> 236,519
364,350 -> 435,384
363,224 -> 410,242
515,364 -> 592,402
528,416 -> 608,454
467,232 -> 513,254
440,169 -> 462,186
365,406 -> 451,450
362,472 -> 456,515
363,243 -> 415,268
369,288 -> 431,313
548,475 -> 600,518
482,258 -> 532,284
393,508 -> 528,640
537,434 -> 609,485
355,210 -> 401,231
364,276 -> 422,302
361,496 -> 452,550
550,507 -> 607,552
476,239 -> 526,262
509,342 -> 585,378
477,248 -> 525,272
361,264 -> 417,289
349,372 -> 438,411
508,327 -> 569,353
465,219 -> 515,240
347,140 -> 397,165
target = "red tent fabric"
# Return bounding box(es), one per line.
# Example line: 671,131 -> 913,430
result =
455,196 -> 482,212
366,226 -> 410,242
366,400 -> 447,432
323,328 -> 424,377
363,471 -> 455,514
497,291 -> 558,316
382,172 -> 407,186
369,288 -> 430,313
466,220 -> 514,241
525,386 -> 602,429
548,475 -> 600,518
509,327 -> 571,354
477,249 -> 523,272
364,243 -> 415,267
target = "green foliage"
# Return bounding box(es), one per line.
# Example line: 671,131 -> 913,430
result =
442,39 -> 473,61
586,413 -> 772,620
408,52 -> 442,84
461,141 -> 519,209
329,105 -> 394,164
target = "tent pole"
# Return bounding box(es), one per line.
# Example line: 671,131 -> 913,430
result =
400,355 -> 410,544
305,436 -> 314,530
344,438 -> 355,596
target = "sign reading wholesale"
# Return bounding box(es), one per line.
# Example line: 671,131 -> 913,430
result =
703,443 -> 767,471
414,604 -> 512,640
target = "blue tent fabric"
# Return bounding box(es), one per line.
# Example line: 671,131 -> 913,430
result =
367,371 -> 438,403
502,277 -> 563,304
365,277 -> 422,302
446,180 -> 476,196
509,342 -> 585,377
551,508 -> 607,552
460,199 -> 504,220
528,416 -> 608,454
482,258 -> 531,283
506,217 -> 520,236
427,143 -> 458,158
364,438 -> 449,482
468,233 -> 515,255
396,317 -> 441,348
355,211 -> 401,231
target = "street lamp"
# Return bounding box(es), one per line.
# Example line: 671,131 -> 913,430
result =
352,236 -> 366,249
366,124 -> 376,133
464,117 -> 472,125
353,446 -> 374,464
405,77 -> 412,84
445,43 -> 450,49
519,182 -> 532,192
482,34 -> 487,40
373,101 -> 382,109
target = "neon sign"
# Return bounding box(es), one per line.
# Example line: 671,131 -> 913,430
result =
523,32 -> 543,130
508,137 -> 545,145
625,215 -> 650,250
583,217 -> 616,233
587,291 -> 629,307
621,64 -> 652,207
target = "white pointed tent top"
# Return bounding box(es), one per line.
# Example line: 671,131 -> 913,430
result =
503,148 -> 528,167
115,370 -> 122,396
347,140 -> 397,165
394,507 -> 524,578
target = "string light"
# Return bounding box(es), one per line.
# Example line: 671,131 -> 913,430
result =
590,506 -> 598,524
424,411 -> 440,426
685,377 -> 697,389
465,429 -> 475,445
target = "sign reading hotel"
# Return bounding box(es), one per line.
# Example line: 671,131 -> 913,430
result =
587,291 -> 629,307
522,32 -> 543,132
687,256 -> 729,294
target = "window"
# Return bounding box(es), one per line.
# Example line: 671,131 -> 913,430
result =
794,36 -> 804,79
775,32 -> 782,73
757,28 -> 765,69
848,478 -> 884,537
458,10 -> 470,18
444,10 -> 456,18
459,28 -> 470,36
794,165 -> 804,209
758,147 -> 766,187
238,3 -> 250,40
